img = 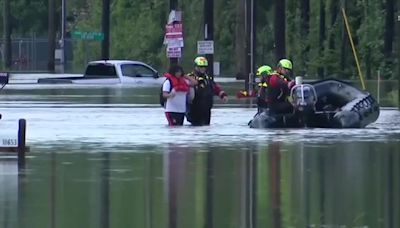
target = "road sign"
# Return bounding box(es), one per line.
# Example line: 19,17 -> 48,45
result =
72,31 -> 104,41
197,40 -> 214,54
164,23 -> 184,48
167,47 -> 182,58
165,23 -> 183,39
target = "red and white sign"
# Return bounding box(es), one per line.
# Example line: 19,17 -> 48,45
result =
167,47 -> 182,58
164,11 -> 184,58
164,22 -> 184,48
165,23 -> 183,39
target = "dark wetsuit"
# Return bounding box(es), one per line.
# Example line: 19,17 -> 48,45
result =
256,76 -> 269,113
186,71 -> 226,126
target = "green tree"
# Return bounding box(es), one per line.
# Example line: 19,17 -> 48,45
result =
0,0 -> 397,81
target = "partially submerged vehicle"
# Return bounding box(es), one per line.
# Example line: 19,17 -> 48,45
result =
37,60 -> 164,85
248,78 -> 380,128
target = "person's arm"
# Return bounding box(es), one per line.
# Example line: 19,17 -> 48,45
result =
162,80 -> 175,99
212,82 -> 228,101
187,87 -> 195,102
184,74 -> 198,86
163,90 -> 175,99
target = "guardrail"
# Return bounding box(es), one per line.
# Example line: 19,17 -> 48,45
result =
0,119 -> 29,170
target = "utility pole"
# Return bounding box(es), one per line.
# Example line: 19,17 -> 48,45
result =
169,0 -> 178,66
340,0 -> 347,75
250,0 -> 256,93
48,0 -> 56,72
397,14 -> 400,109
245,0 -> 250,92
245,0 -> 256,93
204,0 -> 214,76
101,0 -> 110,60
274,0 -> 286,61
3,0 -> 12,69
251,0 -> 256,89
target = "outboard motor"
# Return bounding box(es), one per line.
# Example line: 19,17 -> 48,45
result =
290,77 -> 318,115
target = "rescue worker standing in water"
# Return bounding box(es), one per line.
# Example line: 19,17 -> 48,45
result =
186,56 -> 228,126
265,59 -> 295,114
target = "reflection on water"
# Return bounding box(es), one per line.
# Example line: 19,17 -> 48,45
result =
1,141 -> 399,228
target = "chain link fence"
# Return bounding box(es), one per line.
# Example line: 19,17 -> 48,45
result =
0,36 -> 99,73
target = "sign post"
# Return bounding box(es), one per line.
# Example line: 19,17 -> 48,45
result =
164,10 -> 184,65
165,22 -> 183,58
204,0 -> 214,76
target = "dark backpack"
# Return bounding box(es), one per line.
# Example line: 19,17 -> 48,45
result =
159,78 -> 172,107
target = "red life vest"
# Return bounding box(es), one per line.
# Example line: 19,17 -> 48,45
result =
267,73 -> 288,88
265,73 -> 290,103
164,73 -> 189,92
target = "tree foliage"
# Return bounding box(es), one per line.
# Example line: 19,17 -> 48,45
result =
1,0 -> 398,79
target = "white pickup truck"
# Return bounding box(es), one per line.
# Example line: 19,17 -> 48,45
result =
37,60 -> 165,85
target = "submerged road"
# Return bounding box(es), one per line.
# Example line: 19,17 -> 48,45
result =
0,104 -> 399,150
0,83 -> 398,150
0,84 -> 399,228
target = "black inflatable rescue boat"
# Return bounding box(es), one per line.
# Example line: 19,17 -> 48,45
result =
248,79 -> 380,128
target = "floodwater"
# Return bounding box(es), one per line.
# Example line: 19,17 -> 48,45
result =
0,84 -> 399,228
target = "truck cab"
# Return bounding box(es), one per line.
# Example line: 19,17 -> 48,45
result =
38,60 -> 164,85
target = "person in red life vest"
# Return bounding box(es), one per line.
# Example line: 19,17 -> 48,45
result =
265,59 -> 295,114
186,56 -> 228,126
162,65 -> 197,126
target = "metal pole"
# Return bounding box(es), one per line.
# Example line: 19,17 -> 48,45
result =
17,119 -> 26,171
33,32 -> 37,70
249,0 -> 254,94
61,0 -> 66,73
244,0 -> 250,91
204,0 -> 214,76
377,70 -> 380,104
342,8 -> 366,90
249,0 -> 256,96
169,0 -> 178,67
18,40 -> 22,71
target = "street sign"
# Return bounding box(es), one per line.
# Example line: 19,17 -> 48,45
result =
164,23 -> 184,48
72,31 -> 104,41
167,47 -> 182,58
197,40 -> 214,54
165,23 -> 183,39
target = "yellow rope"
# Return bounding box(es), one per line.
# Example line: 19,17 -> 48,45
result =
342,8 -> 366,90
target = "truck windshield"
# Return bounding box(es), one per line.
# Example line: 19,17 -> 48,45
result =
85,64 -> 118,78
